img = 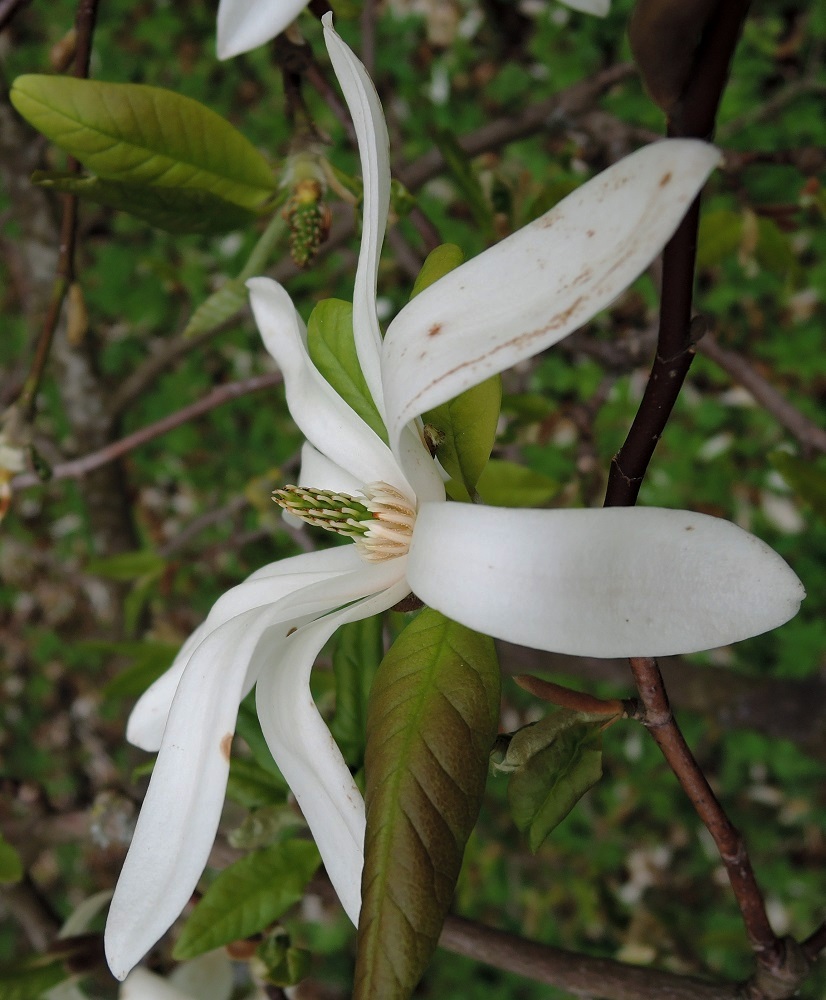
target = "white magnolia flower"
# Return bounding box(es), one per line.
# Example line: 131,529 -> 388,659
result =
217,0 -> 609,60
105,15 -> 804,980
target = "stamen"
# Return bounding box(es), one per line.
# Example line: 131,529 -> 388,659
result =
272,481 -> 416,561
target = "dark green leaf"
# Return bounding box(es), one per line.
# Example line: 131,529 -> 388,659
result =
11,76 -> 276,209
423,375 -> 502,497
410,243 -> 464,300
431,127 -> 494,239
236,696 -> 288,786
31,171 -> 258,234
306,299 -> 387,442
226,757 -> 289,810
508,721 -> 603,852
355,609 -> 501,1000
330,615 -> 385,769
98,642 -> 177,700
173,840 -> 320,959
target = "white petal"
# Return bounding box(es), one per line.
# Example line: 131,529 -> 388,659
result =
382,140 -> 721,450
216,0 -> 307,59
408,504 -> 804,657
558,0 -> 610,16
255,568 -> 410,925
322,14 -> 390,416
247,277 -> 412,496
296,441 -> 364,494
105,556 -> 400,980
127,546 -> 365,752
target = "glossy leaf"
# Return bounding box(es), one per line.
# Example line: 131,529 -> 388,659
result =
330,614 -> 385,769
355,608 -> 501,1000
11,76 -> 276,209
423,374 -> 502,497
475,459 -> 559,507
306,299 -> 387,442
410,244 -> 465,300
172,840 -> 320,959
31,172 -> 258,234
508,717 -> 604,852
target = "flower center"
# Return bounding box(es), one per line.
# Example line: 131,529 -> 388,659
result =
272,481 -> 416,562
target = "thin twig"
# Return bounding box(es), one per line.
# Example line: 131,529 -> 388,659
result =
16,0 -> 100,421
12,371 -> 283,490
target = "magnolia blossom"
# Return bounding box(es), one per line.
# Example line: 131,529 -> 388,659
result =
217,0 -> 610,59
105,15 -> 804,981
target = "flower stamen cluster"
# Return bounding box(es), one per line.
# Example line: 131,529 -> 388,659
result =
273,481 -> 416,561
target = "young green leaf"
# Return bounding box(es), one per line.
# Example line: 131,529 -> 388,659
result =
355,608 -> 501,1000
475,458 -> 559,507
11,76 -> 277,209
31,172 -> 258,234
172,840 -> 320,959
423,375 -> 502,498
508,720 -> 603,852
410,243 -> 465,300
306,299 -> 387,442
330,614 -> 385,769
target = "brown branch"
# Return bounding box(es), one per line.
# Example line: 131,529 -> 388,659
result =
697,335 -> 826,455
440,915 -> 739,1000
16,0 -> 100,421
628,657 -> 781,964
12,371 -> 283,490
0,0 -> 33,32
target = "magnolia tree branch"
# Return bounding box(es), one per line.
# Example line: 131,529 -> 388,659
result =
16,0 -> 99,421
11,372 -> 283,490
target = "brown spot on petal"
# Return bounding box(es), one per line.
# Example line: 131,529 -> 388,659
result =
428,323 -> 443,337
660,171 -> 673,187
220,733 -> 233,761
286,626 -> 297,636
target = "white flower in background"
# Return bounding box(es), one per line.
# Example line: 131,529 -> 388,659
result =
217,0 -> 610,59
105,14 -> 804,981
120,951 -> 236,1000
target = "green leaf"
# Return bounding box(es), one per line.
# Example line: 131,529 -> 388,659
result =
94,641 -> 177,700
330,615 -> 385,769
85,549 -> 165,581
228,803 -> 304,851
306,299 -> 387,442
696,208 -> 743,269
409,244 -> 465,300
184,279 -> 248,337
31,171 -> 258,234
257,931 -> 312,987
226,757 -> 289,810
423,375 -> 502,497
355,608 -> 501,1000
236,696 -> 288,786
771,452 -> 826,522
11,76 -> 276,209
173,840 -> 321,959
0,834 -> 23,884
508,720 -> 603,852
474,459 -> 559,507
0,959 -> 67,1000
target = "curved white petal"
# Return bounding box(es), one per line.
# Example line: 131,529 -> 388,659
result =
322,15 -> 391,416
559,0 -> 610,16
248,277 -> 411,496
105,555 -> 403,980
127,546 -> 366,752
382,140 -> 721,451
297,441 -> 364,494
408,504 -> 804,658
255,570 -> 410,925
216,0 -> 307,59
